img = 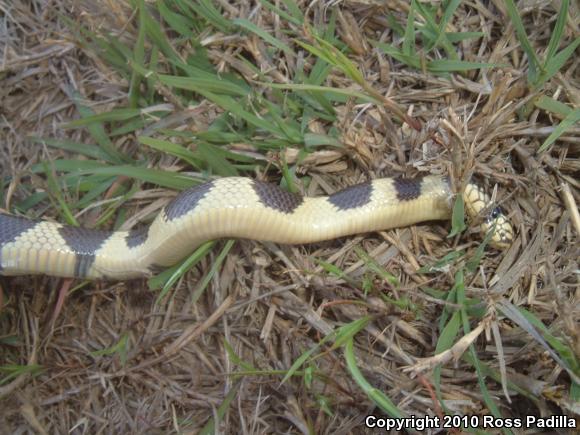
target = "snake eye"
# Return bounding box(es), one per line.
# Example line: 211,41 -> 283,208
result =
487,206 -> 502,221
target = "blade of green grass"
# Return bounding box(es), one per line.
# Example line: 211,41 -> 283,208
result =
81,166 -> 201,190
512,304 -> 580,381
280,0 -> 303,24
402,0 -> 416,57
42,161 -> 78,226
233,18 -> 294,55
132,65 -> 297,140
281,317 -> 371,385
166,61 -> 250,96
427,59 -> 498,73
503,0 -> 541,84
262,82 -> 380,104
0,364 -> 43,386
149,241 -> 215,292
344,338 -> 404,418
61,15 -> 131,76
303,133 -> 342,148
138,136 -> 204,169
189,240 -> 236,305
446,31 -> 485,43
455,271 -> 510,433
129,0 -> 147,108
90,332 -> 130,366
448,194 -> 467,238
141,3 -> 182,64
417,250 -> 464,274
183,0 -> 233,33
158,0 -> 195,37
75,177 -> 118,209
534,95 -> 573,118
296,36 -> 365,86
374,42 -> 420,69
198,382 -> 241,435
433,310 -> 461,413
63,107 -> 158,128
538,37 -> 580,86
259,0 -> 303,26
196,142 -> 239,176
544,0 -> 569,62
413,0 -> 457,59
353,246 -> 399,287
32,160 -> 201,190
538,108 -> 580,152
29,137 -> 114,161
71,91 -> 131,164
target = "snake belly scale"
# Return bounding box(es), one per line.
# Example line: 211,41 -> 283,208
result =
0,175 -> 513,280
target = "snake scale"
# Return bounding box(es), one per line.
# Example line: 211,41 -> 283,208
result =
0,175 -> 513,280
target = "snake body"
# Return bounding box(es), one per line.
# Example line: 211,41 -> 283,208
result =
0,175 -> 513,280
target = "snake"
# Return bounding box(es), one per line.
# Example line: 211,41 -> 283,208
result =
0,175 -> 513,280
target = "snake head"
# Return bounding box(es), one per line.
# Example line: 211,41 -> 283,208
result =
481,206 -> 514,249
463,183 -> 514,250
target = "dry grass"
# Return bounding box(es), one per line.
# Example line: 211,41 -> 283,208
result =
1,0 -> 579,433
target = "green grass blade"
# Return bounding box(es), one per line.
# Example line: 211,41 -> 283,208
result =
374,42 -> 421,69
538,108 -> 580,152
138,136 -> 203,169
149,241 -> 215,292
233,18 -> 294,55
129,0 -> 146,108
456,271 -> 510,432
296,37 -> 365,86
63,108 -> 149,128
158,0 -> 195,37
281,0 -> 303,23
344,339 -> 404,418
0,364 -> 43,386
330,316 -> 372,350
431,0 -> 463,57
42,161 -> 78,226
281,342 -> 324,385
446,31 -> 485,43
503,0 -> 541,84
184,0 -> 233,33
413,1 -> 457,59
263,82 -> 380,104
189,240 -> 236,305
545,0 -> 569,62
141,4 -> 182,64
86,165 -> 201,190
281,317 -> 370,385
154,69 -> 248,97
70,91 -> 131,164
90,332 -> 130,365
515,306 -> 580,376
196,143 -> 239,176
433,310 -> 461,411
198,382 -> 241,435
534,96 -> 573,117
448,194 -> 466,238
402,0 -> 416,57
29,137 -> 113,161
417,250 -> 464,274
498,301 -> 580,384
440,0 -> 462,32
259,0 -> 302,26
427,59 -> 498,73
538,37 -> 580,86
